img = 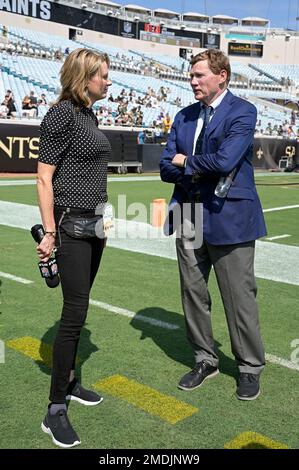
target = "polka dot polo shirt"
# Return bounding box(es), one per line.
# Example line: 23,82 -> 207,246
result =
39,100 -> 111,210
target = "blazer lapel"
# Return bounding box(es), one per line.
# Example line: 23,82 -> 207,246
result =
185,103 -> 201,155
206,91 -> 234,137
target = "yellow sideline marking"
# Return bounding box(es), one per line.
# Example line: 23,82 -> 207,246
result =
224,431 -> 289,449
94,374 -> 198,424
6,336 -> 80,367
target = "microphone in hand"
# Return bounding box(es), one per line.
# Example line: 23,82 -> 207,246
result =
31,224 -> 60,288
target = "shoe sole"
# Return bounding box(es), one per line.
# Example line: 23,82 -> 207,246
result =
41,422 -> 81,448
66,395 -> 104,406
178,369 -> 219,391
236,389 -> 260,401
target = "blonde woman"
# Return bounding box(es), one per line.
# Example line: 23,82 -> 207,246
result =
36,48 -> 112,448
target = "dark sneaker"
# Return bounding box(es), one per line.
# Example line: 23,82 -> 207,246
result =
178,361 -> 219,390
236,373 -> 260,401
66,380 -> 103,406
41,407 -> 81,448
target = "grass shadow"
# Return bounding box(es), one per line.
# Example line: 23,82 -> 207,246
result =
130,307 -> 237,379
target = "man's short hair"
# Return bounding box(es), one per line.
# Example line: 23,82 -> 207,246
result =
190,49 -> 231,84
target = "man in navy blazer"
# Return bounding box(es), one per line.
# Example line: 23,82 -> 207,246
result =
160,49 -> 266,400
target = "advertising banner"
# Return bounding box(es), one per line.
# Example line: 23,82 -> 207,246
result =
228,42 -> 263,57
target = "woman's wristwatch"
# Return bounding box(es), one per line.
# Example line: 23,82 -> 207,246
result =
44,231 -> 56,238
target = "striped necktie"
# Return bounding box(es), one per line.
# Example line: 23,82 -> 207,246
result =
194,105 -> 213,155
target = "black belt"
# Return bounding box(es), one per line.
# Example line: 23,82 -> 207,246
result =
54,205 -> 96,217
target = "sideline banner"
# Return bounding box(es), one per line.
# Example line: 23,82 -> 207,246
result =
0,122 -> 297,172
0,122 -> 140,172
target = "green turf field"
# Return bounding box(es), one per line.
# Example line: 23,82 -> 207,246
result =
0,173 -> 298,449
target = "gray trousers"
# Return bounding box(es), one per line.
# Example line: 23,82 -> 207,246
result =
176,237 -> 265,374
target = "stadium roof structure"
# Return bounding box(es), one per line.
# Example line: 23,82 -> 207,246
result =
241,16 -> 269,26
95,0 -> 121,6
183,12 -> 209,18
123,4 -> 151,12
212,14 -> 239,25
153,8 -> 180,19
212,14 -> 238,20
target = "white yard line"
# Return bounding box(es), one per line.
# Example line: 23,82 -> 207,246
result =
1,173 -> 298,186
89,299 -> 179,330
0,180 -> 36,186
255,173 -> 299,177
1,269 -> 298,372
108,176 -> 161,182
0,271 -> 33,284
265,353 -> 299,372
263,204 -> 299,212
0,200 -> 299,286
266,234 -> 290,241
0,176 -> 161,187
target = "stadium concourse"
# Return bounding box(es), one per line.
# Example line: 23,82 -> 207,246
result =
0,0 -> 299,454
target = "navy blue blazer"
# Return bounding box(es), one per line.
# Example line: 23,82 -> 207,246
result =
160,90 -> 267,245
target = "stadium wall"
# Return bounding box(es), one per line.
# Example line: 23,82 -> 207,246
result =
0,121 -> 298,173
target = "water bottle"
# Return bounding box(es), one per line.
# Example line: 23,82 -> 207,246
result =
214,168 -> 237,198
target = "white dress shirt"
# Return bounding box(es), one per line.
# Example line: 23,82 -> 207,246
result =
192,89 -> 228,155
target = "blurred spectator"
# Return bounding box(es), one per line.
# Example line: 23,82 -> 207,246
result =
152,120 -> 163,142
157,111 -> 164,123
5,94 -> 17,118
39,93 -> 47,105
136,111 -> 143,126
105,115 -> 114,126
54,49 -> 62,60
282,120 -> 289,137
144,128 -> 155,143
291,110 -> 296,126
22,94 -> 31,117
287,126 -> 296,138
137,129 -> 146,144
0,99 -> 9,118
162,113 -> 172,135
265,122 -> 273,135
159,86 -> 167,101
29,91 -> 38,117
6,89 -> 13,100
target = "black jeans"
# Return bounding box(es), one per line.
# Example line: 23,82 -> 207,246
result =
49,207 -> 105,403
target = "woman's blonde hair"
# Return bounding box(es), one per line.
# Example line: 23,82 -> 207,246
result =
57,48 -> 110,108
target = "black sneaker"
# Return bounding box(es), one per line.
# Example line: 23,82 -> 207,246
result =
236,373 -> 260,401
41,407 -> 81,448
178,361 -> 219,390
66,379 -> 103,406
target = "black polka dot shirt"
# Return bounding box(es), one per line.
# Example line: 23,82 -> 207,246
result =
39,100 -> 111,209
